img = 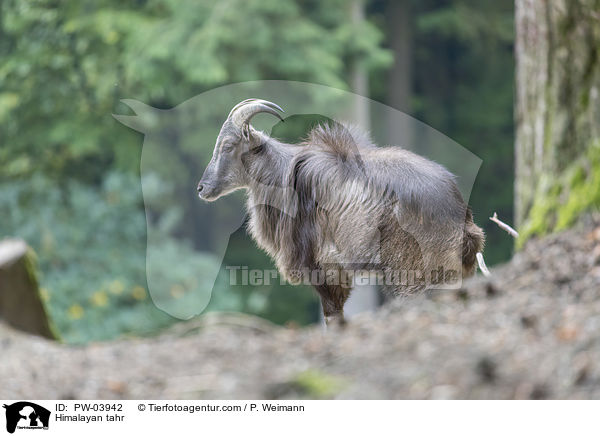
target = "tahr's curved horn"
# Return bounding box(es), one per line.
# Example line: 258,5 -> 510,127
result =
228,99 -> 284,128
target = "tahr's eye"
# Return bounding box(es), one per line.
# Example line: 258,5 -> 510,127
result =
223,143 -> 235,153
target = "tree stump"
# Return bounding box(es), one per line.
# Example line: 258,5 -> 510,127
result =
0,239 -> 58,339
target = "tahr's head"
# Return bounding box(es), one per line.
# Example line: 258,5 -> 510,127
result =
197,99 -> 284,201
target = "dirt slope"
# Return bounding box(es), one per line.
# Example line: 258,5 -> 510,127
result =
2,216 -> 600,399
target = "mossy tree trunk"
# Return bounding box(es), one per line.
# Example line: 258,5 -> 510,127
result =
515,0 -> 600,243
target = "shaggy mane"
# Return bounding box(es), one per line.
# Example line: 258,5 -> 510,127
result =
303,122 -> 375,160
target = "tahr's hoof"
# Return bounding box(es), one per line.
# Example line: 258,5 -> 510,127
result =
324,315 -> 347,329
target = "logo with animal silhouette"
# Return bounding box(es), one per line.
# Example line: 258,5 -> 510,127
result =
112,82 -> 483,321
2,402 -> 50,434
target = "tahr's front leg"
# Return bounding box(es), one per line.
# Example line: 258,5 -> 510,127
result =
314,284 -> 350,328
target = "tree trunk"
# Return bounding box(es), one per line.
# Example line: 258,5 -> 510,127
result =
386,0 -> 413,147
349,0 -> 370,130
0,239 -> 58,339
515,0 -> 600,242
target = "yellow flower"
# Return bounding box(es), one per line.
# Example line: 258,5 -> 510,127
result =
39,288 -> 50,302
132,285 -> 147,301
108,280 -> 125,295
91,291 -> 108,307
68,304 -> 84,320
170,284 -> 185,299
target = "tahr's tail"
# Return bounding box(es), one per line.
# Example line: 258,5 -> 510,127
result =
462,208 -> 486,277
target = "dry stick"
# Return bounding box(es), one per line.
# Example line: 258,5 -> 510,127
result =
167,312 -> 278,336
490,212 -> 519,238
476,212 -> 519,278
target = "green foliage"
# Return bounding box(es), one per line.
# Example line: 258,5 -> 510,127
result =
0,0 -> 389,342
0,172 -> 172,342
0,169 -> 318,341
0,0 -> 390,182
0,0 -> 517,343
417,1 -> 513,43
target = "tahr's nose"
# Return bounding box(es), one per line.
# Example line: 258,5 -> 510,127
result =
197,183 -> 204,193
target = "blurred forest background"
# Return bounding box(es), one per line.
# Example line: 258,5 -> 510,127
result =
0,0 -> 514,343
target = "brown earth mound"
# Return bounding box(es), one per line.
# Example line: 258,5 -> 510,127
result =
2,216 -> 600,399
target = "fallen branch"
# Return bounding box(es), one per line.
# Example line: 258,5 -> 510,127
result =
490,212 -> 519,238
166,311 -> 279,337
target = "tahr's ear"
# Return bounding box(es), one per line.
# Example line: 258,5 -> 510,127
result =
112,99 -> 158,133
242,123 -> 251,141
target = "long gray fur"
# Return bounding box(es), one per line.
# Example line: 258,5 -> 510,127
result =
198,99 -> 485,325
